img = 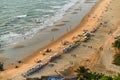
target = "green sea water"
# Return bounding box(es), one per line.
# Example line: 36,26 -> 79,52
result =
0,0 -> 79,49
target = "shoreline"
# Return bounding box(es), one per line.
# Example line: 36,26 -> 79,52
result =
22,0 -> 101,63
0,0 -> 99,64
0,0 -> 80,50
0,0 -> 114,79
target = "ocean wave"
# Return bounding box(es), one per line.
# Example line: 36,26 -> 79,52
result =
35,9 -> 55,13
0,32 -> 22,42
24,0 -> 79,37
50,6 -> 61,9
0,0 -> 79,49
16,15 -> 27,19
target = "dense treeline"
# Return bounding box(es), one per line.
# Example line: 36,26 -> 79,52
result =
75,66 -> 120,80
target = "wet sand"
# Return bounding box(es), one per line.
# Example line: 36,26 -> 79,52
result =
0,0 -> 99,64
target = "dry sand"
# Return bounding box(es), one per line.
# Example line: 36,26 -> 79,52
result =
71,0 -> 120,76
0,0 -> 119,80
89,0 -> 120,75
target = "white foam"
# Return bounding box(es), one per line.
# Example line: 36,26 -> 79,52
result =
50,6 -> 61,9
0,32 -> 22,46
0,0 -> 80,49
37,0 -> 79,29
16,15 -> 27,19
35,9 -> 55,13
18,0 -> 79,40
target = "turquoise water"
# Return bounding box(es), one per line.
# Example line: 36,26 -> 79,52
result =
0,0 -> 79,49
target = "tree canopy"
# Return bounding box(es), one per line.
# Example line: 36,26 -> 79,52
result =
75,66 -> 120,80
112,39 -> 120,49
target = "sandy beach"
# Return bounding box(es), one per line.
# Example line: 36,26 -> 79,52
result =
1,0 -> 120,80
0,0 -> 98,64
63,0 -> 120,76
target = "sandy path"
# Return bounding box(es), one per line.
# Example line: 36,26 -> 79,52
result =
88,26 -> 120,75
81,0 -> 120,76
101,27 -> 120,74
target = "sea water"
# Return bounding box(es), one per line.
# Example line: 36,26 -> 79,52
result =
0,0 -> 79,49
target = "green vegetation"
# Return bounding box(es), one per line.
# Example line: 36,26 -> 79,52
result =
112,39 -> 120,53
113,54 -> 120,66
75,66 -> 120,80
75,66 -> 91,80
112,39 -> 120,65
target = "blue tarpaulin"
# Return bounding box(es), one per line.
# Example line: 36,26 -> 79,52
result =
48,77 -> 56,80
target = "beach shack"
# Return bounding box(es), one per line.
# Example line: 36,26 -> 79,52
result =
80,36 -> 88,42
63,47 -> 71,53
49,53 -> 61,62
62,44 -> 76,53
83,32 -> 90,37
22,62 -> 48,77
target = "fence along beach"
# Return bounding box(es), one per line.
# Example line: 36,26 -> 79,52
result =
0,0 -> 113,79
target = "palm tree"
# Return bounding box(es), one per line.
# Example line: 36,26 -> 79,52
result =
114,73 -> 120,80
112,39 -> 120,53
90,72 -> 104,80
99,76 -> 113,80
75,66 -> 91,80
